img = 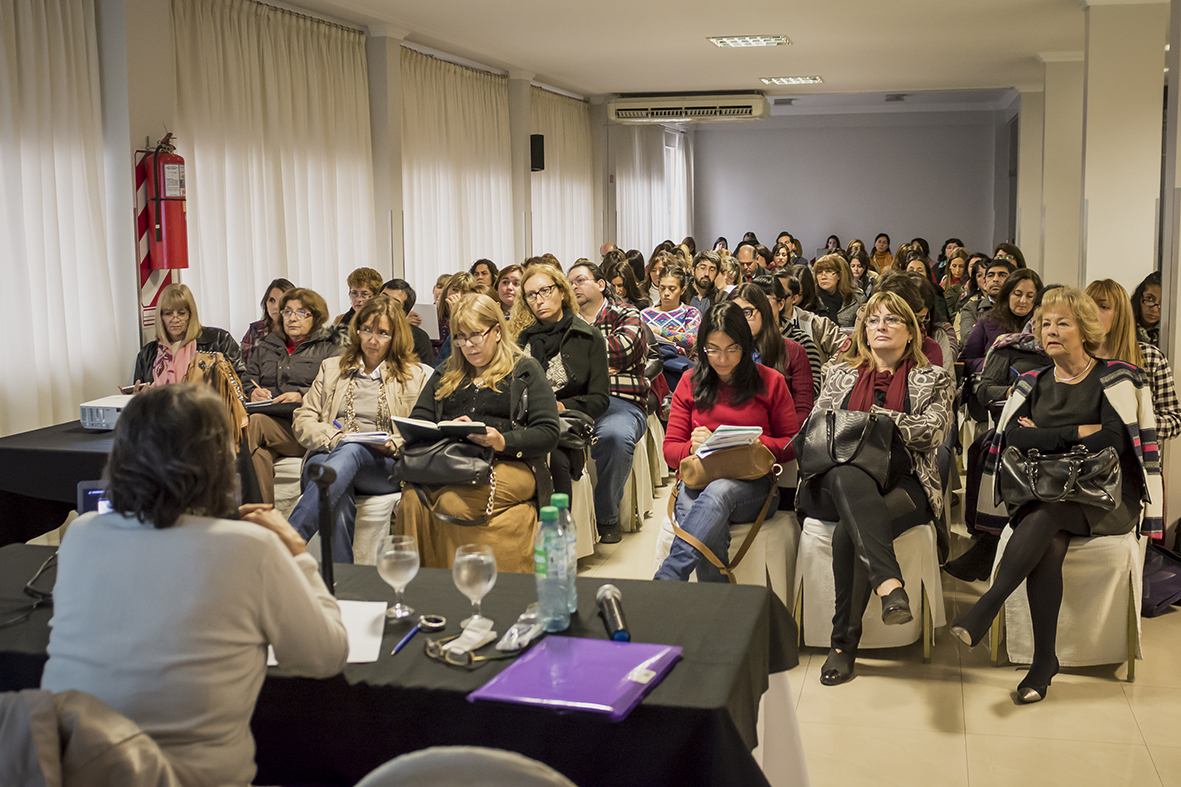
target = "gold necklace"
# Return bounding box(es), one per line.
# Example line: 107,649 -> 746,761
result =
344,365 -> 391,433
1054,356 -> 1094,383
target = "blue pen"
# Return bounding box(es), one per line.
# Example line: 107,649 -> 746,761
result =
392,624 -> 420,655
333,420 -> 343,429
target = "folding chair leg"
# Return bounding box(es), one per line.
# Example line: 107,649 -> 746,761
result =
1127,574 -> 1136,682
922,584 -> 931,662
793,585 -> 803,649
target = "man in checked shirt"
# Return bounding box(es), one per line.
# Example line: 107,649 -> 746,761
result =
568,261 -> 651,544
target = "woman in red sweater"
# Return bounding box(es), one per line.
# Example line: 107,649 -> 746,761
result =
654,302 -> 799,582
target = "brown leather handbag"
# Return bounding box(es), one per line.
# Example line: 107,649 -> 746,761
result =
669,442 -> 782,584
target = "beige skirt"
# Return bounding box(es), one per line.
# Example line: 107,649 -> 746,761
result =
397,460 -> 538,573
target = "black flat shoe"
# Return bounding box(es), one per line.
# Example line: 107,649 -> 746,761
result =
1017,658 -> 1059,704
881,587 -> 913,625
819,649 -> 856,686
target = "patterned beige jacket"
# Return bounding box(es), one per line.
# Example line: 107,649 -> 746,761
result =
812,361 -> 955,513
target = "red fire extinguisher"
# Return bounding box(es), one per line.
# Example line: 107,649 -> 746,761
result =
143,133 -> 188,270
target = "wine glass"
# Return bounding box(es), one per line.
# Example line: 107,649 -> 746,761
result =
453,543 -> 497,627
377,534 -> 420,619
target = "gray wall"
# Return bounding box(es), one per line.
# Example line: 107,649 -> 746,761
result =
692,111 -> 1000,258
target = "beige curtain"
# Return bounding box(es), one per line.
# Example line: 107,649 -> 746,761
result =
530,87 -> 594,267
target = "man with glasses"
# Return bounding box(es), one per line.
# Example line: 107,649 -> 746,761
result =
735,242 -> 763,282
689,251 -> 721,314
958,259 -> 1014,343
568,262 -> 649,544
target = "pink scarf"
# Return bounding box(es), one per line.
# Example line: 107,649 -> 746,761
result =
151,340 -> 197,385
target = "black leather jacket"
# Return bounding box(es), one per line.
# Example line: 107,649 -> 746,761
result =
131,327 -> 245,385
242,326 -> 347,398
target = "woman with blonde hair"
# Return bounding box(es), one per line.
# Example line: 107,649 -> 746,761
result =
1086,279 -> 1181,441
289,296 -> 430,562
509,263 -> 609,497
398,293 -> 559,572
813,254 -> 866,327
802,290 -> 955,686
956,287 -> 1162,703
132,283 -> 245,387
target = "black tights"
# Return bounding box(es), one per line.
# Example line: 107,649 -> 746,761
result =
798,465 -> 931,653
957,502 -> 1088,684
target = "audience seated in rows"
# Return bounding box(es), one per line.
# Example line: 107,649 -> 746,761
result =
381,278 -> 435,365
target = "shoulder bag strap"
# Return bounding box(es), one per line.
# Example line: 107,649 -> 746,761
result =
412,483 -> 494,528
670,464 -> 783,584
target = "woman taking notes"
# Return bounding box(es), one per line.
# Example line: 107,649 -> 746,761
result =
289,296 -> 430,562
801,291 -> 954,686
654,302 -> 799,583
955,288 -> 1161,703
42,385 -> 347,786
398,294 -> 559,572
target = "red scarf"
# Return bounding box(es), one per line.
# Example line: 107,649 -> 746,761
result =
847,358 -> 914,413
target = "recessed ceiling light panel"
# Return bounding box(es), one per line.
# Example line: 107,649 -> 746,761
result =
761,76 -> 822,85
708,35 -> 791,48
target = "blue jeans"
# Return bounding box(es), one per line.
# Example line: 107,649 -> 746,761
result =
287,443 -> 399,564
588,397 -> 647,526
655,476 -> 777,583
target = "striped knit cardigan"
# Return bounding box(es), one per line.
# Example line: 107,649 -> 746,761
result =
975,359 -> 1164,537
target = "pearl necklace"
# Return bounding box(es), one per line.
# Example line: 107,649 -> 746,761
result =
1054,356 -> 1094,383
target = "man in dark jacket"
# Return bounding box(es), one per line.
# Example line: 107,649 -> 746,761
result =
569,261 -> 650,544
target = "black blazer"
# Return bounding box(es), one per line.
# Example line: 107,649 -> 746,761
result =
132,327 -> 245,385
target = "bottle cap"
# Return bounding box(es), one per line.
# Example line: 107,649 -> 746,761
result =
549,493 -> 569,509
540,505 -> 558,520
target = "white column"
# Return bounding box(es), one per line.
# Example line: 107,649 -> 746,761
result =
1080,1 -> 1168,291
1039,54 -> 1085,288
367,26 -> 408,279
1159,0 -> 1181,546
588,99 -> 611,254
1016,89 -> 1045,273
508,73 -> 534,264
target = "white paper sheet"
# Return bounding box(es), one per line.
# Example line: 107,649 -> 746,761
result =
268,599 -> 388,666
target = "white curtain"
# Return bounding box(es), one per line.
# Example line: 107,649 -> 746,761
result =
0,0 -> 133,435
173,0 -> 377,332
401,47 -> 513,291
612,124 -> 694,256
530,87 -> 594,267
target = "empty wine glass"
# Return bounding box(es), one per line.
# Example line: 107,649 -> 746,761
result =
453,543 -> 497,627
377,534 -> 420,619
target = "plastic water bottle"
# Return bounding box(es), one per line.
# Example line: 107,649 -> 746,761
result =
534,505 -> 570,632
550,493 -> 578,614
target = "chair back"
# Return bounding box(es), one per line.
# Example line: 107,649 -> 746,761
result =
354,746 -> 577,787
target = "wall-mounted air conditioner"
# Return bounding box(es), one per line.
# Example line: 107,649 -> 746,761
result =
607,93 -> 770,124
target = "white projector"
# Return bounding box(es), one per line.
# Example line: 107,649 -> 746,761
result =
80,394 -> 135,430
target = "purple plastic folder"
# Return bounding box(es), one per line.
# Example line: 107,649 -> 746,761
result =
466,636 -> 683,721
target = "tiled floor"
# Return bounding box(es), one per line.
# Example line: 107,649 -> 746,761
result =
581,474 -> 1181,787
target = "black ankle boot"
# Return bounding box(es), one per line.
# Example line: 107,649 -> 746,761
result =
820,649 -> 856,686
944,534 -> 998,582
881,587 -> 913,625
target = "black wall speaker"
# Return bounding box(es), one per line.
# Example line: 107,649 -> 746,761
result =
530,134 -> 544,172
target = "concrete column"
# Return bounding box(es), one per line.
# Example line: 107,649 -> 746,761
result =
1039,54 -> 1085,288
1080,1 -> 1168,291
508,73 -> 534,264
1015,89 -> 1045,273
1159,0 -> 1181,546
367,26 -> 408,279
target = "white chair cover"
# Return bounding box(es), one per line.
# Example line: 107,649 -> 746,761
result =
996,527 -> 1145,667
796,517 -> 946,649
354,746 -> 577,787
570,470 -> 597,559
652,510 -> 800,608
273,456 -> 303,519
645,413 -> 668,488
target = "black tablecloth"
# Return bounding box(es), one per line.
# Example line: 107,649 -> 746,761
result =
0,544 -> 797,787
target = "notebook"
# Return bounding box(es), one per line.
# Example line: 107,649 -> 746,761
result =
392,416 -> 486,443
467,637 -> 682,721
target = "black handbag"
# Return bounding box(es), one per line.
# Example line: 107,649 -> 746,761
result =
556,410 -> 596,450
996,444 -> 1121,512
791,408 -> 911,492
399,439 -> 494,488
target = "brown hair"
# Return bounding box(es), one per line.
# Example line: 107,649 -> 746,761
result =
339,296 -> 417,382
508,263 -> 577,337
346,267 -> 384,295
441,272 -> 478,319
278,288 -> 330,338
106,384 -> 238,528
813,254 -> 855,303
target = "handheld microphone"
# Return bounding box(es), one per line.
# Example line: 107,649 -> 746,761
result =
306,464 -> 338,593
596,583 -> 630,642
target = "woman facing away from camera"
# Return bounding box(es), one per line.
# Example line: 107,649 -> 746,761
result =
41,384 -> 347,786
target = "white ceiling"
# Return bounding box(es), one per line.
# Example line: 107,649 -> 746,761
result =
288,0 -> 1089,98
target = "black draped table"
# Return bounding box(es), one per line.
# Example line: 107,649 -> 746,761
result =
0,543 -> 804,787
0,422 -> 112,546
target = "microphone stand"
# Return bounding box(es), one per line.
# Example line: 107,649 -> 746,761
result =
307,464 -> 338,594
